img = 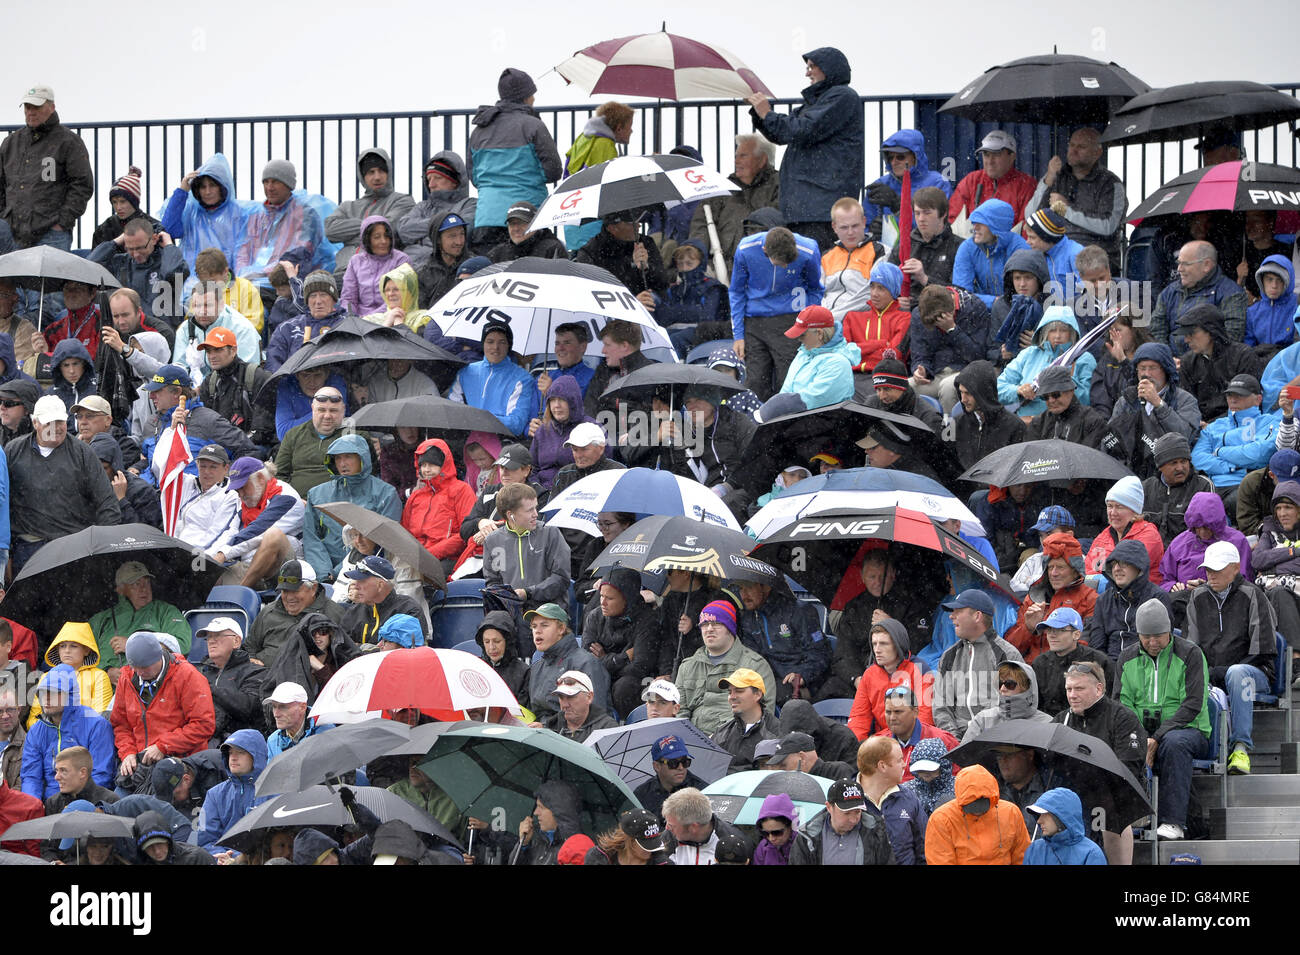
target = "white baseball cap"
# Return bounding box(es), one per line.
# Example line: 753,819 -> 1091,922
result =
564,422 -> 607,448
266,682 -> 309,704
641,678 -> 681,705
1200,540 -> 1241,572
31,395 -> 68,425
197,616 -> 245,640
552,670 -> 594,696
20,84 -> 54,107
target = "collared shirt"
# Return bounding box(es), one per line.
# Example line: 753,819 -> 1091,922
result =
823,823 -> 865,865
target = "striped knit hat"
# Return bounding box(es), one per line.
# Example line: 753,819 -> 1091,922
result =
872,348 -> 909,390
110,166 -> 143,209
1028,208 -> 1068,244
699,600 -> 737,635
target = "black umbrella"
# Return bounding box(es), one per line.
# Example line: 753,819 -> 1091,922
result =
0,524 -> 224,631
599,363 -> 745,401
268,315 -> 463,380
958,439 -> 1134,487
347,394 -> 513,435
255,720 -> 412,797
313,501 -> 447,589
1128,161 -> 1300,222
1,810 -> 136,842
946,719 -> 1152,830
1100,80 -> 1300,146
587,514 -> 785,587
940,53 -> 1149,125
0,246 -> 121,330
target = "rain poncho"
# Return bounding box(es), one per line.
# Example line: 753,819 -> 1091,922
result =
363,262 -> 434,333
235,190 -> 339,290
158,153 -> 252,301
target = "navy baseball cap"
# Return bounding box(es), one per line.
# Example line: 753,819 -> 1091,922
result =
438,213 -> 467,232
650,735 -> 689,762
344,555 -> 396,582
1031,505 -> 1076,534
943,589 -> 996,616
143,364 -> 193,392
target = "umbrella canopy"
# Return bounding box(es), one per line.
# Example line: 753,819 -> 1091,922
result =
314,501 -> 447,589
416,722 -> 639,835
1100,80 -> 1300,146
1128,160 -> 1300,223
426,256 -> 674,357
219,784 -> 462,852
0,523 -> 223,630
541,466 -> 741,536
255,719 -> 412,797
703,770 -> 831,826
556,30 -> 773,101
309,648 -> 522,724
583,717 -> 732,787
0,245 -> 121,290
267,315 -> 462,380
946,719 -> 1152,830
940,53 -> 1149,124
528,154 -> 739,231
1,810 -> 136,842
347,394 -> 513,435
587,514 -> 783,588
599,362 -> 745,401
958,439 -> 1134,487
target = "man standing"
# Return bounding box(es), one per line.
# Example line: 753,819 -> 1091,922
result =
689,134 -> 780,269
1028,127 -> 1128,271
632,735 -> 706,822
235,160 -> 329,294
88,562 -> 191,686
243,559 -> 343,668
1148,241 -> 1250,353
932,589 -> 1025,739
790,778 -> 895,865
949,131 -> 1038,232
710,668 -> 780,772
676,601 -> 776,735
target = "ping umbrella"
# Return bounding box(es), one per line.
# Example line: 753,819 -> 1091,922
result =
347,394 -> 512,436
1100,80 -> 1300,146
0,245 -> 120,329
958,439 -> 1134,487
703,770 -> 831,826
426,257 -> 674,357
556,29 -> 773,101
0,523 -> 223,632
587,514 -> 783,588
309,648 -> 523,724
584,717 -> 732,787
528,154 -> 738,231
940,53 -> 1149,125
540,467 -> 741,536
1127,160 -> 1300,222
267,315 -> 462,380
314,501 -> 447,589
255,719 -> 412,797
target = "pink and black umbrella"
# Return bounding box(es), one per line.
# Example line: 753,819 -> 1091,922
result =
556,29 -> 773,101
1128,161 -> 1300,224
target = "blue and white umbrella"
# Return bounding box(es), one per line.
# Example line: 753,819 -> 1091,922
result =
584,717 -> 732,787
541,467 -> 741,536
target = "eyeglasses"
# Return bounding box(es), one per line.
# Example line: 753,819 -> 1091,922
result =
556,677 -> 587,688
883,151 -> 908,161
1041,391 -> 1067,401
662,758 -> 692,770
595,520 -> 623,530
313,394 -> 343,404
0,399 -> 25,408
999,679 -> 1022,690
760,825 -> 788,839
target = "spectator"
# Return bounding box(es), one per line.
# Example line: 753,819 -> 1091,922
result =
483,483 -> 571,614
994,745 -> 1049,832
1142,433 -> 1216,543
1022,787 -> 1107,866
583,319 -> 654,422
761,305 -> 858,420
454,443 -> 544,574
1238,211 -> 1294,297
1103,342 -> 1202,480
990,248 -> 1050,363
99,288 -> 176,376
1024,208 -> 1084,296
339,558 -> 428,647
875,685 -> 958,781
0,282 -> 37,366
766,731 -> 856,780
397,151 -> 475,271
171,281 -> 261,385
962,660 -> 1053,743
925,765 -> 1029,865
172,444 -> 240,554
194,248 -> 267,346
275,367 -> 350,442
641,679 -> 683,720
737,581 -> 829,706
662,786 -> 752,865
303,434 -> 401,581
676,600 -> 776,735
1075,255 -> 1150,398
0,680 -> 27,791
264,682 -> 329,758
888,187 -> 963,306
1148,241 -> 1249,353
324,148 -> 415,275
996,307 -> 1095,419
364,265 -> 434,337
1087,539 -> 1173,666
689,134 -> 780,269
475,612 -> 529,704
448,321 -> 537,438
466,68 -> 563,250
952,359 -> 1027,470
415,211 -> 471,309
1185,542 -> 1277,777
561,101 -> 634,251
820,197 -> 887,319
486,200 -> 565,263
857,736 -> 927,865
149,753 -> 225,822
28,623 -> 111,723
193,617 -> 266,745
932,589 -> 1025,739
790,778 -> 894,866
1031,608 -> 1115,716
401,438 -> 474,576
234,160 -> 330,294
274,385 -> 346,498
263,612 -> 357,705
244,560 -> 344,668
265,270 -> 349,373
194,327 -> 275,448
751,792 -> 798,865
1178,304 -> 1265,426
38,280 -> 103,356
1024,364 -> 1109,448
339,216 -> 410,317
87,218 -> 188,327
585,808 -> 670,867
1247,255 -> 1298,355
710,668 -> 780,773
1004,532 -> 1098,662
47,338 -> 96,426
211,458 -> 301,588
1118,599 -> 1211,841
949,130 -> 1036,230
902,738 -> 957,811
1162,491 -> 1252,594
910,287 -> 996,414
1193,374 -> 1282,503
134,810 -> 215,866
748,49 -> 863,252
1028,127 -> 1128,270
92,165 -> 156,247
530,376 -> 598,491
573,210 -> 668,309
534,322 -> 595,402
159,155 -> 249,303
541,671 -> 617,744
44,746 -> 118,814
20,666 -> 114,800
846,619 -> 932,739
1084,477 -> 1165,583
656,240 -> 729,355
951,199 -> 1031,308
195,729 -> 270,856
1007,505 -> 1075,595
526,603 -> 608,721
86,562 -> 190,690
843,262 -> 909,382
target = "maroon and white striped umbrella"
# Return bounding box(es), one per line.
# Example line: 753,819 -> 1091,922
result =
556,31 -> 773,101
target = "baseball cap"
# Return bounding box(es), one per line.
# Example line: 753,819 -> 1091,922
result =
31,395 -> 67,425
197,616 -> 245,640
942,589 -> 996,617
438,213 -> 467,232
768,732 -> 816,762
1224,374 -> 1262,396
650,735 -> 689,761
713,829 -> 751,864
70,395 -> 112,417
150,757 -> 191,793
344,555 -> 396,582
619,809 -> 665,853
641,678 -> 680,705
564,422 -> 607,448
20,84 -> 54,107
197,327 -> 239,351
909,754 -> 942,773
552,670 -> 594,696
196,444 -> 229,465
754,738 -> 782,765
1036,607 -> 1083,632
523,603 -> 570,625
115,561 -> 154,587
266,682 -> 309,705
276,559 -> 318,591
718,667 -> 766,695
784,305 -> 835,339
977,130 -> 1017,154
143,364 -> 192,392
1200,540 -> 1241,572
602,209 -> 640,224
226,456 -> 264,491
506,201 -> 537,223
827,779 -> 866,811
1031,505 -> 1077,533
495,443 -> 533,470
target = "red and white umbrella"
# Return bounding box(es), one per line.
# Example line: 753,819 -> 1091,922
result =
310,648 -> 522,724
556,30 -> 773,101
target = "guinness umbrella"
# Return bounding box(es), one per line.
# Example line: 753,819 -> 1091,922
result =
1127,161 -> 1300,223
587,514 -> 783,587
314,501 -> 447,589
347,394 -> 512,436
267,315 -> 463,380
1100,80 -> 1300,146
940,53 -> 1149,125
958,439 -> 1134,487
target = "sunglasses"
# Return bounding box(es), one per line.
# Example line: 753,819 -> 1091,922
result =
883,151 -> 908,161
1041,391 -> 1067,400
557,677 -> 588,688
662,758 -> 692,770
313,394 -> 343,404
277,575 -> 304,588
1066,663 -> 1101,678
883,686 -> 912,699
999,679 -> 1023,690
0,399 -> 25,408
760,825 -> 788,839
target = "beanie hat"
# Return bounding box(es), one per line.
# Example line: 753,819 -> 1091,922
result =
1270,449 -> 1300,480
1153,433 -> 1193,468
125,632 -> 164,668
424,156 -> 461,185
1106,475 -> 1144,515
871,348 -> 909,390
868,261 -> 903,299
457,256 -> 493,278
699,600 -> 737,635
482,320 -> 514,351
1135,598 -> 1171,636
498,68 -> 537,103
109,166 -> 143,210
418,444 -> 446,467
261,159 -> 297,190
301,270 -> 338,301
1028,208 -> 1068,244
359,153 -> 388,176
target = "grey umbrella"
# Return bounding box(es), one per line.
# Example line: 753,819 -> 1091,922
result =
255,720 -> 412,796
314,501 -> 447,589
0,245 -> 120,330
1,810 -> 136,842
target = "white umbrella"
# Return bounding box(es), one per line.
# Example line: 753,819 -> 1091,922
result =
541,466 -> 741,536
584,717 -> 732,786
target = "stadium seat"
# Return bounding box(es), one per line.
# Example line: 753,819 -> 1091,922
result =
451,640 -> 484,659
429,579 -> 486,649
813,698 -> 854,724
685,342 -> 719,365
625,704 -> 648,723
917,394 -> 942,414
1250,633 -> 1292,743
183,585 -> 264,663
1193,692 -> 1229,804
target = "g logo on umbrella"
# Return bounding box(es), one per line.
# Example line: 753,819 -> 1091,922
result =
459,670 -> 492,699
560,190 -> 584,210
684,169 -> 704,184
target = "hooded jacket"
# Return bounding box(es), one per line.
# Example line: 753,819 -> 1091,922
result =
402,438 -> 475,560
514,780 -> 583,866
902,736 -> 958,812
1160,492 -> 1252,587
657,252 -> 729,328
1178,305 -> 1264,424
416,209 -> 473,309
562,115 -> 623,251
48,338 -> 96,419
1103,341 -> 1202,477
304,434 -> 403,579
1193,403 -> 1282,489
846,618 -> 932,739
953,359 -> 1027,469
752,48 -> 864,224
688,162 -> 781,269
952,199 -> 1032,307
779,320 -> 859,409
134,809 -> 216,865
1149,262 -> 1250,352
265,611 -> 359,704
582,567 -> 667,689
196,728 -> 271,853
995,307 -> 1095,417
266,301 -> 350,374
31,623 -> 113,720
20,665 -> 116,799
842,266 -> 909,373
159,154 -> 250,290
531,374 -> 599,489
466,97 -> 564,228
235,188 -> 333,290
860,129 -> 954,234
1119,634 -> 1211,742
340,215 -> 411,316
397,150 -> 477,271
110,652 -> 217,761
194,645 -> 267,743
1086,540 -> 1173,661
325,148 -> 416,271
932,628 -> 1025,739
728,228 -> 824,339
963,659 -> 1055,742
475,610 -> 529,702
1022,787 -> 1107,865
924,765 -> 1030,865
1252,480 -> 1300,577
991,247 -> 1050,357
1247,254 -> 1299,349
752,792 -> 799,865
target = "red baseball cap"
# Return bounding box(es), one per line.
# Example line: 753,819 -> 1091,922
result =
784,305 -> 835,338
197,327 -> 239,350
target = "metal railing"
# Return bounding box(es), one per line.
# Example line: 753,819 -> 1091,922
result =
3,86 -> 1297,249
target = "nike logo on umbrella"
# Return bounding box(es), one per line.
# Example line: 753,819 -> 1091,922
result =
272,803 -> 334,818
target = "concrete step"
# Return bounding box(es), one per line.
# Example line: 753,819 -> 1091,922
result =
1195,772 -> 1300,807
1133,838 -> 1300,865
1250,708 -> 1297,744
1210,806 -> 1300,839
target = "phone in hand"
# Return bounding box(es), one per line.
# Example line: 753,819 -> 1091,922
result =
1283,386 -> 1300,402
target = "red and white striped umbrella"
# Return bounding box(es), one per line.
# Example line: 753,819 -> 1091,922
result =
310,648 -> 522,724
556,31 -> 773,101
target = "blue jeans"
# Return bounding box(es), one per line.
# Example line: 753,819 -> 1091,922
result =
1155,726 -> 1211,827
1227,663 -> 1271,749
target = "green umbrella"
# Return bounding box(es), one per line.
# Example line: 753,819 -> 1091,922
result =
417,722 -> 640,836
